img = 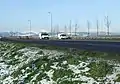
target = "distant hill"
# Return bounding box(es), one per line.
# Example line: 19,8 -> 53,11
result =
0,32 -> 38,37
0,32 -> 11,37
0,31 -> 120,37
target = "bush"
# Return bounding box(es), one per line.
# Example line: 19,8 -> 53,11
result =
115,74 -> 120,82
53,69 -> 73,81
59,80 -> 85,84
87,61 -> 113,79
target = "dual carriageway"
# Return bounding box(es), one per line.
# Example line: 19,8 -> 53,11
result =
1,37 -> 120,54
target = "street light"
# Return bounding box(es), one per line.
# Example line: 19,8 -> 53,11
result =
96,20 -> 99,36
87,20 -> 90,37
28,20 -> 31,36
48,12 -> 53,36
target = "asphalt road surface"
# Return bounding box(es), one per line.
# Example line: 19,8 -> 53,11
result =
1,38 -> 120,53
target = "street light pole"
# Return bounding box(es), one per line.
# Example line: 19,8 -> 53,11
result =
96,20 -> 99,36
87,20 -> 90,37
48,12 -> 53,36
69,20 -> 72,36
28,20 -> 31,36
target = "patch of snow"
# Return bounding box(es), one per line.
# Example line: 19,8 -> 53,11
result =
0,63 -> 10,79
68,61 -> 90,74
45,69 -> 54,79
30,73 -> 40,83
1,42 -> 120,84
50,62 -> 61,69
40,79 -> 53,84
21,69 -> 25,74
26,67 -> 30,70
63,61 -> 67,64
2,76 -> 14,84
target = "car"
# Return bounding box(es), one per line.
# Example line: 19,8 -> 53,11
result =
0,36 -> 2,40
39,32 -> 49,39
58,33 -> 70,39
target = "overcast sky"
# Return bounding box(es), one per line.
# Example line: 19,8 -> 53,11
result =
0,0 -> 120,33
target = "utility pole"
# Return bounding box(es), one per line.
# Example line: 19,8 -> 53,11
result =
87,20 -> 90,37
48,12 -> 53,36
96,20 -> 99,36
28,20 -> 31,36
75,23 -> 77,36
105,16 -> 111,36
69,20 -> 72,36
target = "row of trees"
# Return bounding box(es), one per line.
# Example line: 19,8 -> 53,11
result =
51,16 -> 111,36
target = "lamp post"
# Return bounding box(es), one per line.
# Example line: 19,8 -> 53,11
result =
28,20 -> 31,36
96,20 -> 99,36
69,20 -> 71,36
87,20 -> 90,37
48,12 -> 53,36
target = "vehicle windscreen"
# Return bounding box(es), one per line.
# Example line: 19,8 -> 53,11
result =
60,34 -> 67,36
41,33 -> 49,36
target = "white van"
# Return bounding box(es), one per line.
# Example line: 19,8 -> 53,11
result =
58,33 -> 69,39
39,32 -> 49,39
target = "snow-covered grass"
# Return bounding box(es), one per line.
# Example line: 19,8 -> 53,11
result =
0,41 -> 120,84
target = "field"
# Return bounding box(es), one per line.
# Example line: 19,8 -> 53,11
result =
0,41 -> 120,84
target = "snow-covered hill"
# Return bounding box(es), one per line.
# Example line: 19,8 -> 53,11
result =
0,42 -> 120,84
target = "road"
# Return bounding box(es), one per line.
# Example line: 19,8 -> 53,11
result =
1,37 -> 120,53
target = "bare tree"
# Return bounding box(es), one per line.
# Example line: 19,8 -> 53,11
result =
53,26 -> 55,34
75,23 -> 77,36
56,25 -> 59,35
10,31 -> 14,36
69,20 -> 72,36
96,20 -> 99,36
64,25 -> 67,34
104,16 -> 111,36
28,20 -> 31,36
48,12 -> 53,36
